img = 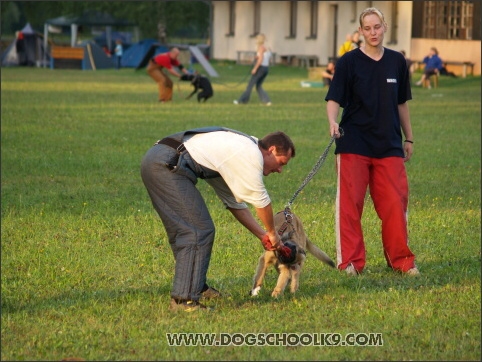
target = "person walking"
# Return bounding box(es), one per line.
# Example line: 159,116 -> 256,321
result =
141,127 -> 296,312
146,47 -> 189,102
325,7 -> 419,276
234,34 -> 272,106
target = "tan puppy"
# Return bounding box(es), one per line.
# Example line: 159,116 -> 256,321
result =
251,210 -> 335,297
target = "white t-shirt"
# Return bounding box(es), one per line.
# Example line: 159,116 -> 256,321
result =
184,131 -> 271,209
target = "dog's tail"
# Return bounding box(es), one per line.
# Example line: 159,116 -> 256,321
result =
305,240 -> 336,268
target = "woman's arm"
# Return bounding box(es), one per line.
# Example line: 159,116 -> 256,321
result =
252,45 -> 265,75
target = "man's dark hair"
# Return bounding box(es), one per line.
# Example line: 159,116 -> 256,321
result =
258,131 -> 296,157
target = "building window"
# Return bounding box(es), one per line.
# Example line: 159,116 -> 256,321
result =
423,1 -> 474,39
252,0 -> 260,37
387,1 -> 398,45
350,1 -> 357,23
287,0 -> 297,38
226,0 -> 235,36
225,0 -> 235,37
307,0 -> 318,39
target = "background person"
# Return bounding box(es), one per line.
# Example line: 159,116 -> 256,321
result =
233,34 -> 272,106
338,31 -> 360,57
415,47 -> 443,87
114,39 -> 123,70
338,33 -> 353,57
322,60 -> 335,87
146,47 -> 189,102
15,31 -> 27,66
351,30 -> 362,48
325,7 -> 419,277
141,127 -> 296,312
439,62 -> 457,78
400,50 -> 414,84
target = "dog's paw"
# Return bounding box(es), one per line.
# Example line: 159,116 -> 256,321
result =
250,286 -> 261,296
271,290 -> 281,298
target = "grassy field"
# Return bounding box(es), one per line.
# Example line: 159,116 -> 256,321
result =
1,63 -> 480,361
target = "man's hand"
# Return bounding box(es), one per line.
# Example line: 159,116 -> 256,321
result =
261,234 -> 278,251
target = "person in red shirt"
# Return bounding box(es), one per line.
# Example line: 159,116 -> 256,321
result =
147,47 -> 189,102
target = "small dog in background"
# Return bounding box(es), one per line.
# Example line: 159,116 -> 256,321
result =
181,73 -> 213,102
251,210 -> 335,298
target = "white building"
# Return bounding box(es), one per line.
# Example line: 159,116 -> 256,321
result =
210,1 -> 480,76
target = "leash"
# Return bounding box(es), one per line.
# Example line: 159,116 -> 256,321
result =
211,61 -> 255,89
210,70 -> 252,89
278,128 -> 344,234
286,127 -> 344,209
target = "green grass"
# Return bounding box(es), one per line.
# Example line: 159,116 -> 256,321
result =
1,64 -> 480,361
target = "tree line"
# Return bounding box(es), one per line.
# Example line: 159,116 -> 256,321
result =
1,1 -> 210,42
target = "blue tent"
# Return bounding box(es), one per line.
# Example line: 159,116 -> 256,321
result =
121,39 -> 168,68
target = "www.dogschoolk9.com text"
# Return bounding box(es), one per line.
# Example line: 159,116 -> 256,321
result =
166,332 -> 383,347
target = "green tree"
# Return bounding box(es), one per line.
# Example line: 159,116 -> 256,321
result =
1,1 -> 210,42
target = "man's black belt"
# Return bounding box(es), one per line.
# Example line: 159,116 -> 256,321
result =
156,137 -> 186,154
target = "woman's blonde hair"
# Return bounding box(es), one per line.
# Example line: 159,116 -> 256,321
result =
256,33 -> 266,45
359,7 -> 387,28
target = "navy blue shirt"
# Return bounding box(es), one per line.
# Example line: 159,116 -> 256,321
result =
325,48 -> 412,158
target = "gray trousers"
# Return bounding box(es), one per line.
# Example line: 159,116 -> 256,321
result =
140,144 -> 217,301
237,66 -> 271,104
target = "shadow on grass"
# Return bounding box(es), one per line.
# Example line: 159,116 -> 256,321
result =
2,256 -> 478,315
1,283 -> 172,315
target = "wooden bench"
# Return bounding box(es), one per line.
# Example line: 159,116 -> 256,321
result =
445,61 -> 475,78
414,60 -> 475,78
281,54 -> 319,68
236,50 -> 277,65
51,46 -> 84,59
50,46 -> 85,69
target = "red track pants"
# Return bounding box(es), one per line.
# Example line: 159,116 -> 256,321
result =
335,153 -> 416,273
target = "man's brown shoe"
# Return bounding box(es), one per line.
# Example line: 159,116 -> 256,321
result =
201,285 -> 221,300
169,298 -> 213,312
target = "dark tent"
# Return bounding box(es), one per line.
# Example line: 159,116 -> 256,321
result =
80,41 -> 115,70
1,23 -> 49,67
121,39 -> 168,68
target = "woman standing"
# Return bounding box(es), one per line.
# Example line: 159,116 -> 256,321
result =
234,34 -> 272,106
325,8 -> 419,276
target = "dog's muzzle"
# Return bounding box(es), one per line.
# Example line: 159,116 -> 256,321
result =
275,241 -> 298,265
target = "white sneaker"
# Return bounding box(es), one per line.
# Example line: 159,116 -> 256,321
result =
233,100 -> 239,105
265,102 -> 272,106
345,263 -> 358,276
405,267 -> 420,276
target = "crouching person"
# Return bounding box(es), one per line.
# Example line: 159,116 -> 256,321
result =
140,127 -> 296,312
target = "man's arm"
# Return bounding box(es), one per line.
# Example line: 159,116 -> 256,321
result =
228,204 -> 280,247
